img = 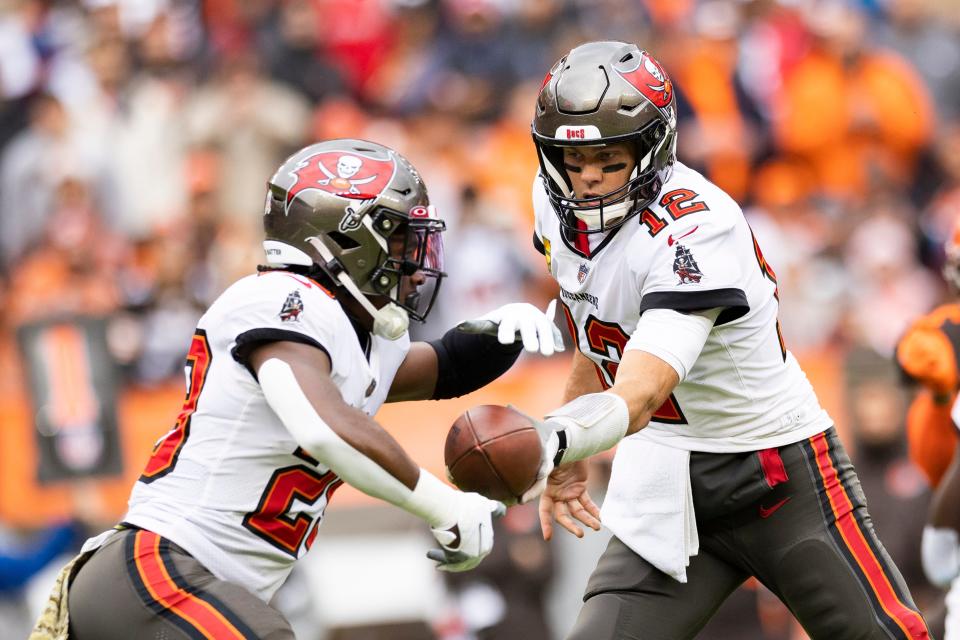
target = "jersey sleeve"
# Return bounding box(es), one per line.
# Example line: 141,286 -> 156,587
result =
224,274 -> 350,374
635,216 -> 749,319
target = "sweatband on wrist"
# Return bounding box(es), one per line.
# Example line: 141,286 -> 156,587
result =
922,525 -> 960,587
546,392 -> 630,464
428,328 -> 522,400
401,469 -> 459,528
624,308 -> 718,382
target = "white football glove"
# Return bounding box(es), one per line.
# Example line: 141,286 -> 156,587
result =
456,300 -> 565,357
507,406 -> 562,504
426,491 -> 506,572
520,420 -> 563,504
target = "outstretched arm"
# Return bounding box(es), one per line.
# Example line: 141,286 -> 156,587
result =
248,341 -> 502,571
537,349 -> 679,539
532,308 -> 718,538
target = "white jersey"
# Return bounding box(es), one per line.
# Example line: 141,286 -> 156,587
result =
124,270 -> 409,602
534,163 -> 831,452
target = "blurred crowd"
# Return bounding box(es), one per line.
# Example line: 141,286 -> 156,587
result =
2,0 -> 960,637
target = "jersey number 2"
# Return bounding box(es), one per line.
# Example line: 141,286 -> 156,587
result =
140,330 -> 212,483
583,316 -> 687,424
243,449 -> 342,557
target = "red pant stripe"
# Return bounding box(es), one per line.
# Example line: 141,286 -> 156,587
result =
133,531 -> 246,640
809,433 -> 929,639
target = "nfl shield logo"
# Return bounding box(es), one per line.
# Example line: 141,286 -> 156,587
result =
578,263 -> 590,283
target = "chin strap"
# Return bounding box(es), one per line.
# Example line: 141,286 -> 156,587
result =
304,237 -> 409,340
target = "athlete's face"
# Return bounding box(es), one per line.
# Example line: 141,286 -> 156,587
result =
562,142 -> 636,202
387,224 -> 427,306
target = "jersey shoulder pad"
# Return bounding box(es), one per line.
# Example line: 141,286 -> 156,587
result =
653,163 -> 741,232
210,272 -> 351,365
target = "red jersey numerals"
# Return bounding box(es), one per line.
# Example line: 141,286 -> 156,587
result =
750,228 -> 787,361
140,330 -> 212,483
639,189 -> 708,237
243,451 -> 342,557
583,316 -> 687,425
660,188 -> 710,219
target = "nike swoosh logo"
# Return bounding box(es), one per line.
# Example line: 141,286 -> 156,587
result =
759,497 -> 791,519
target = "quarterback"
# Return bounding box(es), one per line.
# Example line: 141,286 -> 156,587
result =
31,140 -> 562,639
523,41 -> 930,639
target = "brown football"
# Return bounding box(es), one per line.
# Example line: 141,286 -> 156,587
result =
444,404 -> 542,503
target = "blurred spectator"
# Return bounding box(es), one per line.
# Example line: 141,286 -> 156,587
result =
918,124 -> 960,265
426,0 -> 521,121
315,0 -> 395,100
877,0 -> 960,122
672,0 -> 764,201
430,185 -> 540,339
6,177 -> 125,327
844,197 -> 940,355
773,1 -> 934,199
0,93 -> 99,268
185,51 -> 309,221
746,160 -> 848,352
257,0 -> 346,103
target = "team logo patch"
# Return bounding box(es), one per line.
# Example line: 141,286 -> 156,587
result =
279,290 -> 304,322
285,151 -> 397,213
616,52 -> 674,110
672,243 -> 703,285
578,263 -> 590,283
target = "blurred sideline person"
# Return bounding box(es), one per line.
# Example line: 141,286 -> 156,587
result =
521,41 -> 930,639
29,139 -> 564,640
897,220 -> 960,490
900,218 -> 960,638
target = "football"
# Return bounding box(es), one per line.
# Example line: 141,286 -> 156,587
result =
444,404 -> 542,503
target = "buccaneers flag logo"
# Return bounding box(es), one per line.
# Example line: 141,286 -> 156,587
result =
285,151 -> 397,213
616,52 -> 674,110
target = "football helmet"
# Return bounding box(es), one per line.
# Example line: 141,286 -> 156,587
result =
532,41 -> 678,234
263,139 -> 445,339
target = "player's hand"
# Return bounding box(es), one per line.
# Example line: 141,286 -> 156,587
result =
538,461 -> 601,541
456,300 -> 565,356
426,492 -> 506,572
510,407 -> 561,505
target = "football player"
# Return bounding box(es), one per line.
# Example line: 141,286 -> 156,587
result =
522,42 -> 930,639
35,140 -> 564,640
898,218 -> 960,637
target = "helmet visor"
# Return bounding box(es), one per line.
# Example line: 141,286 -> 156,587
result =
383,207 -> 446,322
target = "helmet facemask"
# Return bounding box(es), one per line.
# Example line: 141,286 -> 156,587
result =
535,119 -> 673,235
532,42 -> 679,238
365,206 -> 446,323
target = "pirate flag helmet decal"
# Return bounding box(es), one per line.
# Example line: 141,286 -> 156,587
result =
263,139 -> 446,339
